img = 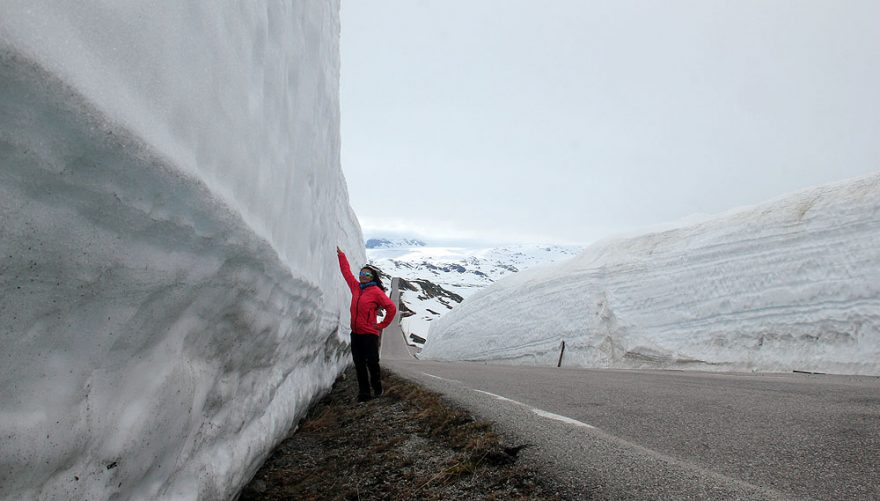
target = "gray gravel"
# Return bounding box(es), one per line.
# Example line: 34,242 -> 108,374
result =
387,360 -> 880,500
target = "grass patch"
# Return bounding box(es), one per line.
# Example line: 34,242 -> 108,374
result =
239,367 -> 562,500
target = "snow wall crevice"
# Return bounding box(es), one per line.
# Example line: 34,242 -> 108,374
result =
1,2 -> 359,499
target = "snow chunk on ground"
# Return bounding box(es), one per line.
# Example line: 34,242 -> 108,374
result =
1,2 -> 358,500
423,174 -> 880,376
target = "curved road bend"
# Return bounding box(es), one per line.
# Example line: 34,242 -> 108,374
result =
385,358 -> 880,500
380,277 -> 418,361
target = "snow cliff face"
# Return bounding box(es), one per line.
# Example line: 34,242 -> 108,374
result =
422,174 -> 880,376
1,3 -> 358,500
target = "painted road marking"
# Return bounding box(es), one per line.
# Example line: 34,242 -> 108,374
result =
473,389 -> 525,405
532,408 -> 595,428
473,389 -> 596,430
421,372 -> 597,430
421,372 -> 463,384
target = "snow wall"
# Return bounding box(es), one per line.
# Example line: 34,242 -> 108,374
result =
423,174 -> 880,376
0,2 -> 362,500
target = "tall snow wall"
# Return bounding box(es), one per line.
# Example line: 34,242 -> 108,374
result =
0,2 -> 361,500
423,174 -> 880,376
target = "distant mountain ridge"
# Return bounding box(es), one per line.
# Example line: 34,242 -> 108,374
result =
365,238 -> 426,249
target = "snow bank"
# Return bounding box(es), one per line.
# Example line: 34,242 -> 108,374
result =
1,2 -> 359,500
423,174 -> 880,376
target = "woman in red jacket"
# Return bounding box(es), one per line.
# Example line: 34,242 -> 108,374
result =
337,246 -> 398,402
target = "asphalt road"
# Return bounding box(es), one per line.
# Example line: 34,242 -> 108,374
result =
385,359 -> 880,500
379,277 -> 418,360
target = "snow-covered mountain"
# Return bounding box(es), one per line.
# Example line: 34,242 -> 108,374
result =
367,243 -> 582,344
422,174 -> 880,376
366,238 -> 427,249
1,4 -> 357,500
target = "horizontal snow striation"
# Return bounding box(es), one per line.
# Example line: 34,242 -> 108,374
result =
0,48 -> 353,501
422,174 -> 880,376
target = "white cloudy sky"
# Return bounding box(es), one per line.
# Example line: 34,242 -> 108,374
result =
340,1 -> 879,246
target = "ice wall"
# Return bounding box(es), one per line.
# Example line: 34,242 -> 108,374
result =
1,2 -> 361,500
423,174 -> 880,376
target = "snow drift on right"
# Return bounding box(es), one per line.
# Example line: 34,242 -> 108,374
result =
421,173 -> 880,376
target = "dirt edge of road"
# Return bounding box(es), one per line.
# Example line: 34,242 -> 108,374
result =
239,366 -> 576,500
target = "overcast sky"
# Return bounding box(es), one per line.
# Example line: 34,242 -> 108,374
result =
340,1 -> 879,246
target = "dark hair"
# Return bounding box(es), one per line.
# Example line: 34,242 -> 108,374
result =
361,265 -> 386,292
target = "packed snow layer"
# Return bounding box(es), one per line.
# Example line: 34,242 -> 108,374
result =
1,3 -> 360,500
423,174 -> 880,376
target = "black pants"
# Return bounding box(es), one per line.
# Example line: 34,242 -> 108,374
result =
350,332 -> 382,397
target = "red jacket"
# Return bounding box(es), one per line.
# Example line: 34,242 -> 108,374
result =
338,251 -> 397,335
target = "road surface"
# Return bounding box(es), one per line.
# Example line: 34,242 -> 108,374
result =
379,277 -> 419,361
386,359 -> 880,500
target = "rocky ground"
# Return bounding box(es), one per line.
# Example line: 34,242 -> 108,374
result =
239,367 -> 569,500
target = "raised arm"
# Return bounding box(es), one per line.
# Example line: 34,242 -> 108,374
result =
336,247 -> 359,292
376,291 -> 398,330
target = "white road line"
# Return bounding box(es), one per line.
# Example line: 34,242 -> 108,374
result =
532,408 -> 595,428
420,377 -> 597,431
473,389 -> 526,406
421,372 -> 463,384
472,388 -> 596,429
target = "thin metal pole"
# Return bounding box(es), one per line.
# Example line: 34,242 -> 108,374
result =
557,340 -> 565,368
